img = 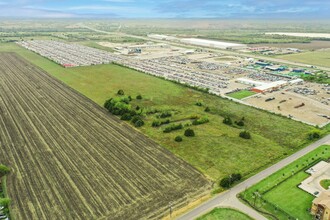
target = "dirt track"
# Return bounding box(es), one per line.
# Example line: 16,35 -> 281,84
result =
0,53 -> 209,220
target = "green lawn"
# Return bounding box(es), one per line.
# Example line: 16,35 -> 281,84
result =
278,50 -> 330,68
197,208 -> 253,220
0,43 -> 321,183
241,145 -> 330,220
320,179 -> 330,189
227,90 -> 257,100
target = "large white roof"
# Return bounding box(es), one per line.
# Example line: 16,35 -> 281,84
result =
180,38 -> 246,49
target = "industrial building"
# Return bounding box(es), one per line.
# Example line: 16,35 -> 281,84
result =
251,81 -> 288,93
180,38 -> 247,50
147,34 -> 178,41
311,191 -> 330,220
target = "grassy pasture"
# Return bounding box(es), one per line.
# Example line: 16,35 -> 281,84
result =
278,50 -> 330,68
0,43 -> 319,183
197,207 -> 253,220
227,90 -> 257,100
241,145 -> 330,220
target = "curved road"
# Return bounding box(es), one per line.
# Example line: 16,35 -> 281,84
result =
177,134 -> 330,220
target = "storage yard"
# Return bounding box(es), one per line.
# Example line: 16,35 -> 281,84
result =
0,53 -> 209,220
17,40 -> 121,67
17,40 -> 330,126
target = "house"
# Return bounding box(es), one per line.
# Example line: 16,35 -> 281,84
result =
311,191 -> 330,220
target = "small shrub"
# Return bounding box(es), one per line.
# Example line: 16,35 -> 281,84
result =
184,128 -> 195,137
236,120 -> 244,126
195,101 -> 203,106
308,129 -> 321,140
136,94 -> 142,99
163,123 -> 183,133
152,120 -> 161,127
117,89 -> 125,96
239,130 -> 251,139
192,116 -> 209,125
131,115 -> 142,124
220,177 -> 231,188
219,173 -> 242,188
120,113 -> 132,121
159,112 -> 172,118
134,119 -> 144,127
204,107 -> 210,112
223,116 -> 232,125
175,136 -> 183,142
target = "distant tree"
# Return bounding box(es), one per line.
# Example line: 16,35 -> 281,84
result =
0,164 -> 10,177
175,136 -> 183,142
117,89 -> 125,96
220,173 -> 242,188
220,177 -> 231,188
239,130 -> 251,139
128,96 -> 132,101
308,129 -> 321,140
136,94 -> 142,100
236,120 -> 244,126
152,121 -> 161,127
120,113 -> 132,121
135,105 -> 140,111
231,173 -> 242,182
184,128 -> 195,137
204,107 -> 210,112
134,119 -> 144,127
130,110 -> 137,116
223,116 -> 232,125
131,115 -> 142,124
195,102 -> 203,107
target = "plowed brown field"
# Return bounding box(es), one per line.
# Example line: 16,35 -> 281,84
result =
0,52 -> 209,220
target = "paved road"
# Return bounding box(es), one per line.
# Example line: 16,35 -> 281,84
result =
177,134 -> 330,220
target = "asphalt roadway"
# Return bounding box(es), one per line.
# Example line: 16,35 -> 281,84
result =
177,134 -> 330,220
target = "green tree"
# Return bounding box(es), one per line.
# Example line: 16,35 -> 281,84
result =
134,119 -> 144,127
184,128 -> 195,137
175,136 -> 183,142
120,113 -> 132,121
308,129 -> 321,140
220,177 -> 231,188
223,117 -> 232,125
117,89 -> 125,96
136,94 -> 142,100
239,130 -> 251,139
204,106 -> 210,112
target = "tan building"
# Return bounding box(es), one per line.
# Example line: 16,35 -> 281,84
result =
311,191 -> 330,220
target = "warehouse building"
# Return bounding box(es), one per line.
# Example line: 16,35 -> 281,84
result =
180,38 -> 247,50
251,80 -> 288,93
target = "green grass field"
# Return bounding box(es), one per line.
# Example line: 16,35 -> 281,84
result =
0,43 -> 322,183
241,145 -> 330,220
320,179 -> 330,189
278,50 -> 330,68
197,208 -> 253,220
227,90 -> 257,100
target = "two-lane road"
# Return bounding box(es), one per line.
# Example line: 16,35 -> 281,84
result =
177,134 -> 330,220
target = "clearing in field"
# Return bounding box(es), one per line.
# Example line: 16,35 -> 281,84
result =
278,49 -> 330,68
241,145 -> 330,220
226,90 -> 256,100
0,52 -> 210,220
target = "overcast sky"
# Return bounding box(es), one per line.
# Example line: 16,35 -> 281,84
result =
0,0 -> 329,18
